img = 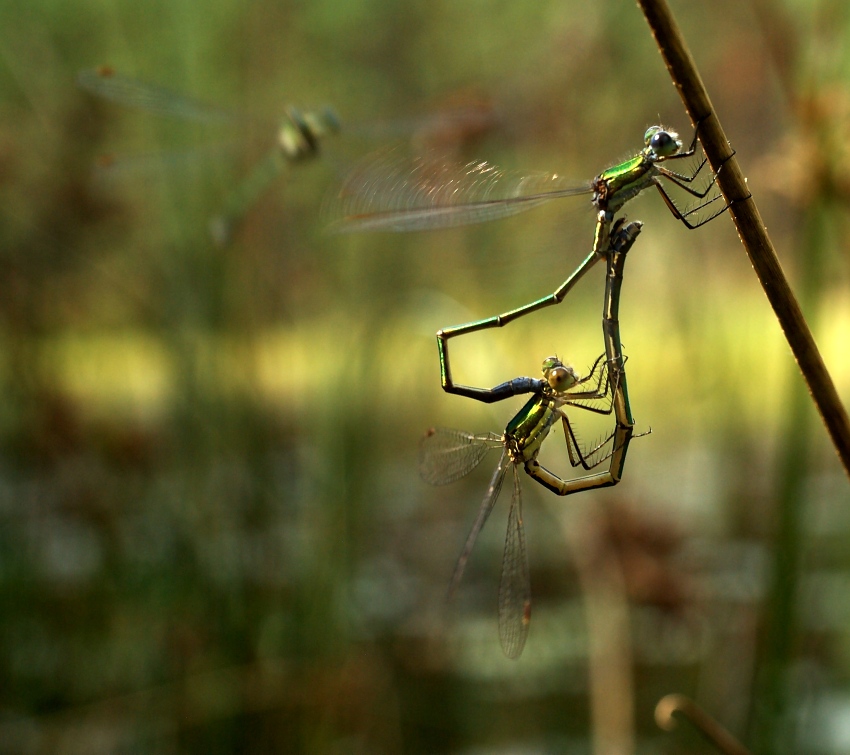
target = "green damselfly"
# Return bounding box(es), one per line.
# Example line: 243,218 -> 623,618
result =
78,66 -> 341,246
331,120 -> 726,233
330,121 -> 731,370
77,66 -> 340,245
421,219 -> 644,658
420,354 -> 617,659
78,67 -> 496,245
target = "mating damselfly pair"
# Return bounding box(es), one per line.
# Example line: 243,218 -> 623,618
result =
79,66 -> 731,657
330,117 -> 731,657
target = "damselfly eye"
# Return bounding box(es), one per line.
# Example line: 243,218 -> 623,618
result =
541,356 -> 561,374
648,130 -> 680,157
644,125 -> 662,146
545,364 -> 579,391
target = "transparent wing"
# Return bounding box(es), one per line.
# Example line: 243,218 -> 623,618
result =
419,428 -> 501,486
447,449 -> 510,600
77,67 -> 238,126
91,141 -> 241,184
326,147 -> 592,232
498,464 -> 531,659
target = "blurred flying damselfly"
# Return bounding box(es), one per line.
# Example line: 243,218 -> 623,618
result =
78,66 -> 496,246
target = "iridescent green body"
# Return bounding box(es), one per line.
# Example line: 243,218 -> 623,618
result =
504,394 -> 559,464
592,126 -> 688,218
419,352 -> 614,659
594,155 -> 658,213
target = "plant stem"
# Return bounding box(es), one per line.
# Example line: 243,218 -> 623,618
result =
656,694 -> 753,755
635,0 -> 850,481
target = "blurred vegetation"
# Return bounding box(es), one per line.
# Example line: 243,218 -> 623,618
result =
0,0 -> 848,753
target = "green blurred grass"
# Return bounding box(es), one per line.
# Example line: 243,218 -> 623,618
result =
0,0 -> 849,753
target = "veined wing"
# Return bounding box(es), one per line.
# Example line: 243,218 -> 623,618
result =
77,67 -> 238,126
447,449 -> 511,600
327,148 -> 592,232
419,428 -> 501,486
498,464 -> 530,659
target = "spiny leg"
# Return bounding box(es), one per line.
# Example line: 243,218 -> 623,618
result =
656,156 -> 708,184
658,164 -> 717,198
560,367 -> 643,472
654,185 -> 728,230
651,113 -> 736,228
658,146 -> 736,199
561,413 -> 618,471
663,113 -> 708,162
557,353 -> 614,414
655,148 -> 738,229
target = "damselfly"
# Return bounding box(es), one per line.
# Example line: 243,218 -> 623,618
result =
421,219 -> 644,657
331,120 -> 726,234
330,122 -> 729,347
420,353 -> 620,658
78,66 -> 342,246
78,67 -> 497,245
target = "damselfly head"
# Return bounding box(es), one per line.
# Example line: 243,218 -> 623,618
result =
541,355 -> 561,373
542,356 -> 579,392
279,106 -> 340,159
644,126 -> 682,158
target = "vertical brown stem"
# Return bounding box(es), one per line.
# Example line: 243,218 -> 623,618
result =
636,0 -> 850,480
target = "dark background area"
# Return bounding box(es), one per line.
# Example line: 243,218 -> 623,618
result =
1,0 -> 849,752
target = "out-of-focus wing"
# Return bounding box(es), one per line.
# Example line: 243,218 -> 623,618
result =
419,427 -> 500,486
77,67 -> 237,126
326,148 -> 592,232
498,464 -> 530,659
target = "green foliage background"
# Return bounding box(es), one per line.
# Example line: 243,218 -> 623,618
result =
0,0 -> 849,752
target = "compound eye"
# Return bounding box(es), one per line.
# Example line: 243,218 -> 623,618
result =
651,131 -> 672,151
649,129 -> 681,157
547,365 -> 578,391
644,125 -> 662,146
541,356 -> 560,373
